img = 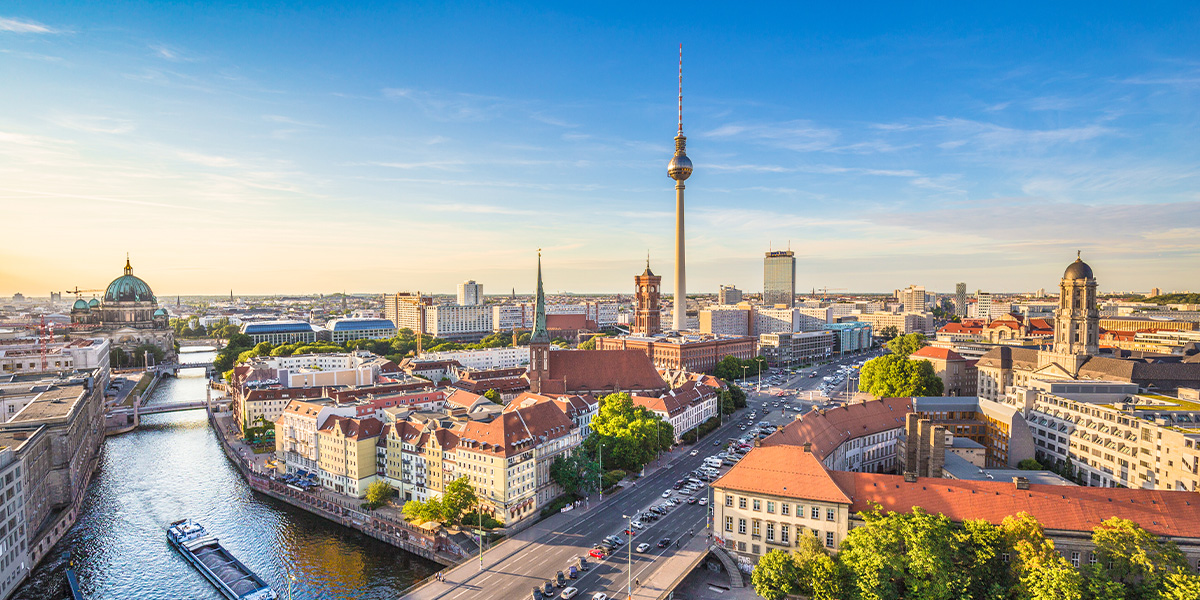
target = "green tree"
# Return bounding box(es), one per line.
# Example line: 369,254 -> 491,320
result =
483,389 -> 503,404
751,549 -> 800,600
878,325 -> 900,341
440,476 -> 479,528
792,534 -> 833,597
130,343 -> 166,367
1091,516 -> 1190,600
579,335 -> 608,350
858,354 -> 944,398
1161,572 -> 1200,600
1017,458 -> 1044,471
1080,564 -> 1128,600
586,393 -> 673,472
365,480 -> 394,509
726,383 -> 747,408
886,333 -> 927,358
402,498 -> 443,524
549,449 -> 601,497
837,508 -> 908,600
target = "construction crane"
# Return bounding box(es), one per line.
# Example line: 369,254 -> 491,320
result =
62,287 -> 104,300
813,287 -> 848,300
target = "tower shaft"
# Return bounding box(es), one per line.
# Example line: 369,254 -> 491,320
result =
673,181 -> 686,331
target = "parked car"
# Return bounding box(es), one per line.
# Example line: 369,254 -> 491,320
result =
533,587 -> 544,600
589,548 -> 607,558
543,582 -> 556,598
699,498 -> 708,505
662,490 -> 672,497
556,571 -> 566,587
592,594 -> 608,600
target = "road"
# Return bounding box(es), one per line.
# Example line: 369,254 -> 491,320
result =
419,350 -> 885,600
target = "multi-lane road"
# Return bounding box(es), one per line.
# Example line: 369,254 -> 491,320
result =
415,350 -> 881,600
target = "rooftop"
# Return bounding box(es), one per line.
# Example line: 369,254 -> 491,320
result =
7,384 -> 88,423
327,318 -> 398,332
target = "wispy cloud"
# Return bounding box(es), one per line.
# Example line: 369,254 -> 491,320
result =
703,120 -> 840,152
0,17 -> 58,34
369,160 -> 465,171
46,114 -> 136,135
382,88 -> 511,122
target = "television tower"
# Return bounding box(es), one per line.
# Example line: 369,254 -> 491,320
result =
667,44 -> 693,331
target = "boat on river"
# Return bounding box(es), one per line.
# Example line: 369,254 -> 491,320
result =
167,519 -> 277,600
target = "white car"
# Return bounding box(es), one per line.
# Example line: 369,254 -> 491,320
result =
689,449 -> 699,456
592,594 -> 608,600
561,589 -> 579,600
699,497 -> 708,505
636,543 -> 651,552
632,521 -> 644,529
662,490 -> 672,498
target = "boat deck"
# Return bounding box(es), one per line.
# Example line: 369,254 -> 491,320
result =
191,541 -> 266,598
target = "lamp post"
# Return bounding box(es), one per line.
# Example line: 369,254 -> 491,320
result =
623,513 -> 634,600
598,442 -> 603,502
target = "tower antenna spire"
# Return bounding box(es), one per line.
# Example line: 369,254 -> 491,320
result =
678,44 -> 684,134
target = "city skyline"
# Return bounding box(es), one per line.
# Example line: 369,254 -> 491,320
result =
3,4 -> 1200,296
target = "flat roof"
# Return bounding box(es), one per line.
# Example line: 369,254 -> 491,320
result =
8,384 -> 87,423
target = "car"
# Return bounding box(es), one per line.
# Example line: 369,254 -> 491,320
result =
699,498 -> 708,505
636,542 -> 651,552
662,490 -> 672,497
561,588 -> 579,600
713,440 -> 721,446
544,581 -> 556,597
533,588 -> 544,600
689,449 -> 699,456
592,594 -> 608,600
632,521 -> 644,529
657,537 -> 671,548
687,497 -> 698,505
557,571 -> 567,587
589,548 -> 607,558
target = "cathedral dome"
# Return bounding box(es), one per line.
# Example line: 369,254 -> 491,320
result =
88,298 -> 100,308
154,308 -> 167,317
104,258 -> 156,303
72,299 -> 89,311
1063,256 -> 1094,280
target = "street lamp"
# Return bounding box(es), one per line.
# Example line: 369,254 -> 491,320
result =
623,513 -> 634,599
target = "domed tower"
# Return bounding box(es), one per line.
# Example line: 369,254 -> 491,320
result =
1053,252 -> 1099,356
102,256 -> 159,324
667,44 -> 693,332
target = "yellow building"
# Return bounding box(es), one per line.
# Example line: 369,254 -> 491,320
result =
316,415 -> 383,497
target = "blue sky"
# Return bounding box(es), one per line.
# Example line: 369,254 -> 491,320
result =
2,2 -> 1198,296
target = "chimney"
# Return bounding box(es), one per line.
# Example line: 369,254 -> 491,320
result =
903,471 -> 918,483
1013,476 -> 1030,490
802,442 -> 812,453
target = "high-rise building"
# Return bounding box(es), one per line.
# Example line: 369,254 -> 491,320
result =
668,46 -> 693,331
383,292 -> 430,332
633,261 -> 663,336
718,284 -> 743,305
1150,287 -> 1162,298
898,285 -> 927,313
763,250 -> 796,308
457,280 -> 483,306
976,291 -> 991,321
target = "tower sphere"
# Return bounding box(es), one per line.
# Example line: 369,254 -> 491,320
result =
1063,256 -> 1094,280
668,153 -> 692,181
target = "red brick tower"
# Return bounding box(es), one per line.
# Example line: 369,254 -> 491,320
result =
634,259 -> 662,336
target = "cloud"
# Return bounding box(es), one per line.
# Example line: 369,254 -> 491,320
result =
369,160 -> 465,171
0,17 -> 58,33
703,120 -> 839,152
382,87 -> 512,122
421,202 -> 546,216
47,114 -> 135,135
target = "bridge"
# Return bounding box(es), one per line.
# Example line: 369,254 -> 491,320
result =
136,400 -> 210,415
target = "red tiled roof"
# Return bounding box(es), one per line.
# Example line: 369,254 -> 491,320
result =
712,445 -> 852,505
544,350 -> 669,394
460,399 -> 576,457
832,472 -> 1200,539
909,346 -> 965,361
318,415 -> 383,440
761,397 -> 912,459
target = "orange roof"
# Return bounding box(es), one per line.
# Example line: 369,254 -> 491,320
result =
909,346 -> 965,361
832,472 -> 1200,539
542,349 -> 669,395
762,397 -> 912,459
712,445 -> 851,505
318,415 -> 383,440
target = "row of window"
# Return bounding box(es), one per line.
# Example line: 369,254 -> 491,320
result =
726,495 -> 835,520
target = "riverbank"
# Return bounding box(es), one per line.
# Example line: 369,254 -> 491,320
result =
207,408 -> 467,567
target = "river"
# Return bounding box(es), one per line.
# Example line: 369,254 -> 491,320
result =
12,347 -> 437,600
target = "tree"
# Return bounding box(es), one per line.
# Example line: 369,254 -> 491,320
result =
792,534 -> 833,597
365,481 -> 394,509
751,549 -> 800,600
858,355 -> 943,398
402,498 -> 443,524
886,333 -> 927,358
726,383 -> 747,408
836,507 -> 908,600
878,325 -> 899,341
440,476 -> 479,528
586,393 -> 674,472
1161,572 -> 1200,600
549,449 -> 601,497
1091,516 -> 1190,600
1017,458 -> 1044,471
483,389 -> 503,405
130,343 -> 166,367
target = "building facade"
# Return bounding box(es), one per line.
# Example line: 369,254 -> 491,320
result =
241,321 -> 321,345
759,331 -> 834,366
699,305 -> 751,337
633,263 -> 663,336
718,285 -> 743,305
595,333 -> 757,373
457,281 -> 483,306
763,250 -> 796,308
327,318 -> 397,343
824,322 -> 873,355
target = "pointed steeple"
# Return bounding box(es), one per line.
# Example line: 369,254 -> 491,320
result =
529,250 -> 550,344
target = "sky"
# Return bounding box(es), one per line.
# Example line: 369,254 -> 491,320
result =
2,2 -> 1199,297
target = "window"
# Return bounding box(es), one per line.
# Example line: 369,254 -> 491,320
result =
780,525 -> 790,544
766,522 -> 775,542
739,497 -> 747,509
725,516 -> 733,532
737,541 -> 746,552
1071,551 -> 1080,567
766,501 -> 775,514
752,520 -> 761,537
826,508 -> 835,521
825,532 -> 834,547
726,495 -> 734,507
781,503 -> 790,516
738,519 -> 746,534
753,499 -> 761,511
811,506 -> 820,519
752,544 -> 761,555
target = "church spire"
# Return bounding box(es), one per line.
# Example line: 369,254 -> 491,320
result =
124,253 -> 132,276
529,249 -> 550,344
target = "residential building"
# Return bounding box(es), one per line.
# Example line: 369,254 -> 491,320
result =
955,283 -> 967,317
277,398 -> 360,476
852,312 -> 934,335
699,305 -> 751,337
491,302 -> 620,332
233,351 -> 398,390
718,285 -> 743,305
713,444 -> 1200,566
457,280 -> 483,306
763,250 -> 796,308
0,447 -> 28,600
421,346 -> 530,370
632,380 -> 718,442
383,292 -> 431,332
762,397 -> 911,473
907,346 -> 978,397
317,416 -> 384,497
425,304 -> 492,341
753,307 -> 826,335
595,333 -> 757,374
898,285 -> 927,313
759,331 -> 833,366
824,322 -> 873,355
241,320 -> 321,345
327,318 -> 397,343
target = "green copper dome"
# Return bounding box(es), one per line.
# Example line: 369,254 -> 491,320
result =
154,308 -> 167,316
73,299 -> 89,311
104,258 -> 156,303
88,298 -> 100,308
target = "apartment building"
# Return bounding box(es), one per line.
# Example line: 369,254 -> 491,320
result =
852,312 -> 934,335
425,304 -> 492,340
421,346 -> 530,370
718,285 -> 743,305
762,397 -> 911,473
632,380 -> 718,442
277,399 -> 361,476
823,322 -> 873,355
383,292 -> 431,333
0,447 -> 27,600
699,305 -> 751,337
909,396 -> 1036,468
907,346 -> 977,397
758,331 -> 833,366
898,285 -> 927,312
316,415 -> 384,497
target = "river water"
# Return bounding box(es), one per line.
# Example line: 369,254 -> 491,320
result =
12,348 -> 437,600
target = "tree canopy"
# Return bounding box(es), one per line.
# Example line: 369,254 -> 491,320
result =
858,354 -> 944,398
549,448 -> 602,497
714,355 -> 769,381
886,333 -> 927,358
586,393 -> 673,472
400,476 -> 479,528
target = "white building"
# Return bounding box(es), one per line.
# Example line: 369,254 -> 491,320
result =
491,301 -> 620,332
426,304 -> 492,340
0,338 -> 110,377
632,381 -> 718,442
899,285 -> 927,313
238,351 -> 394,389
277,398 -> 360,475
327,318 -> 397,343
457,280 -> 483,306
420,346 -> 531,370
0,447 -> 27,600
699,305 -> 751,336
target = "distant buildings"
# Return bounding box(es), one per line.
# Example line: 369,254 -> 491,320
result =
699,305 -> 751,337
898,285 -> 926,313
824,322 -> 873,355
327,318 -> 397,343
852,311 -> 934,335
457,280 -> 483,306
718,284 -> 743,305
907,346 -> 977,397
759,331 -> 834,366
955,282 -> 967,317
631,380 -> 719,443
241,320 -> 321,345
595,333 -> 757,374
763,250 -> 796,308
68,257 -> 175,360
